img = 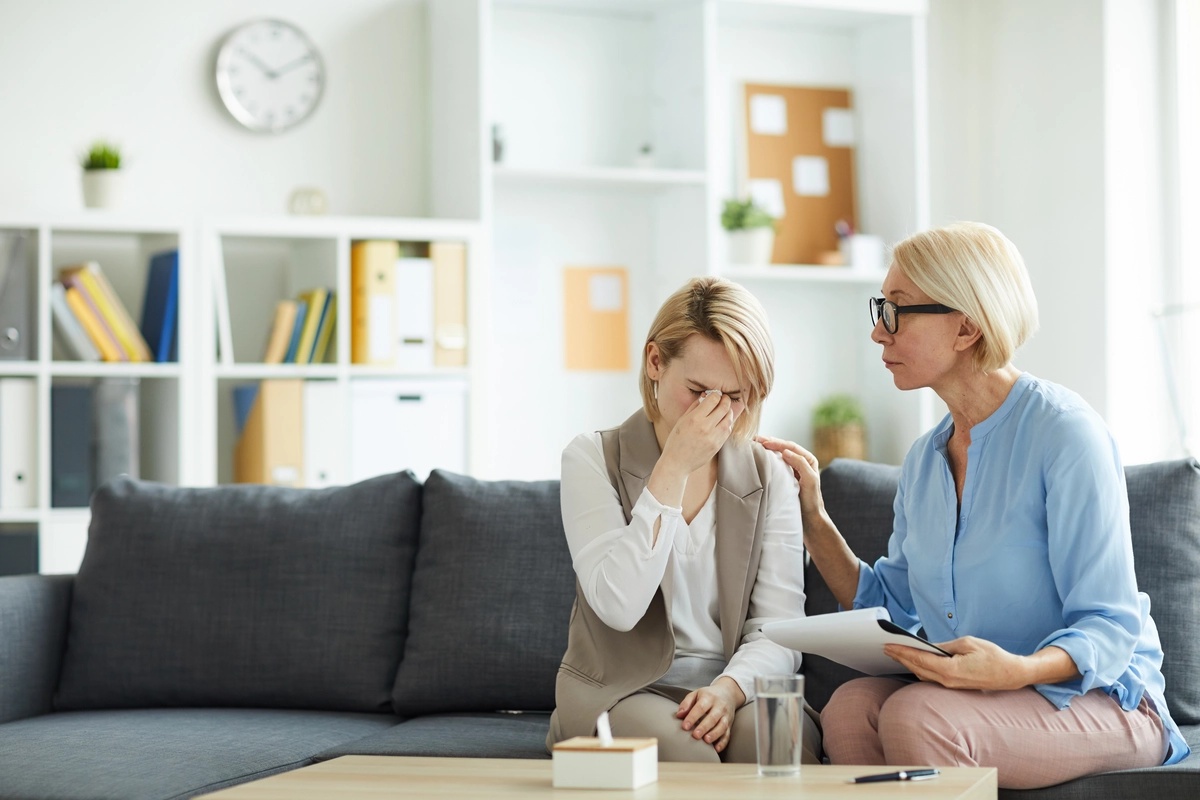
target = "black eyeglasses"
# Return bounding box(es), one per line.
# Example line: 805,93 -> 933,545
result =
869,297 -> 957,334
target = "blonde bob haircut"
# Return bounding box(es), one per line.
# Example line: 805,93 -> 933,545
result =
640,276 -> 774,442
891,222 -> 1039,373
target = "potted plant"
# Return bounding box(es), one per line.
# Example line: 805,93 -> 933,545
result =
721,198 -> 777,265
811,393 -> 867,468
79,140 -> 124,209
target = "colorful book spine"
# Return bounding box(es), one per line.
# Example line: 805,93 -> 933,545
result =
62,283 -> 125,362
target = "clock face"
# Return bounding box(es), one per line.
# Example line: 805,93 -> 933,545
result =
215,19 -> 325,134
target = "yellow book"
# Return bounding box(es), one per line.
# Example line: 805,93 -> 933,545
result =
261,300 -> 298,364
350,240 -> 398,365
310,292 -> 337,364
293,288 -> 327,364
233,380 -> 303,486
59,262 -> 154,362
62,284 -> 125,362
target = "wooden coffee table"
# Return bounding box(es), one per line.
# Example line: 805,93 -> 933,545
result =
199,755 -> 998,798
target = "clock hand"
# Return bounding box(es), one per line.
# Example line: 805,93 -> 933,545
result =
272,53 -> 314,76
237,47 -> 277,79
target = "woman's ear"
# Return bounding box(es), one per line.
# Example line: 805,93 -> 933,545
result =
953,315 -> 983,353
646,341 -> 663,379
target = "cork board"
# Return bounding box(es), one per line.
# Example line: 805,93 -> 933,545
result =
742,83 -> 857,265
563,266 -> 630,371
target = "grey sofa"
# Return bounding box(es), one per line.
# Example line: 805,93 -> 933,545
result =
0,460 -> 1196,799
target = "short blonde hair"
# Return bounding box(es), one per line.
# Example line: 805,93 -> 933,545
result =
640,276 -> 774,441
891,222 -> 1039,372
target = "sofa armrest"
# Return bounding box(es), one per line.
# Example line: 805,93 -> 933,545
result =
0,574 -> 73,724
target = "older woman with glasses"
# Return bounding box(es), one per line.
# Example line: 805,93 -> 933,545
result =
758,222 -> 1189,790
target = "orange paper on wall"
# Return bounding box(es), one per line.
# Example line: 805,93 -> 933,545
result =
563,267 -> 629,372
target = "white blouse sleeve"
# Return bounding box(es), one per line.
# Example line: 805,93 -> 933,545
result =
718,449 -> 807,701
560,432 -> 684,632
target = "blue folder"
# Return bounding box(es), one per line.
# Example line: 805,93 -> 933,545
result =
139,250 -> 179,362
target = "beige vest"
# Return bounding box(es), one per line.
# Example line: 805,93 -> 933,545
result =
547,410 -> 774,745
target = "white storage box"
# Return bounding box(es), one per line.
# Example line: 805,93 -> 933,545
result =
551,736 -> 658,790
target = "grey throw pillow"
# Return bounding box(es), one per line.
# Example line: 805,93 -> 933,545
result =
391,470 -> 574,716
54,473 -> 422,712
1125,459 -> 1200,726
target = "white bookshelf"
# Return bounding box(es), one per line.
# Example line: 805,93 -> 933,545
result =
476,0 -> 933,478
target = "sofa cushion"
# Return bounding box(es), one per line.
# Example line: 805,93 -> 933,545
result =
803,458 -> 900,710
0,708 -> 399,800
1125,459 -> 1200,726
391,470 -> 574,716
54,473 -> 422,713
316,712 -> 553,761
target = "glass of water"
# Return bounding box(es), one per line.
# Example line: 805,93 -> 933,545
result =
754,674 -> 804,776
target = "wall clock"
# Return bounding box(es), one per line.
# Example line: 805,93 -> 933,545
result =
215,19 -> 325,134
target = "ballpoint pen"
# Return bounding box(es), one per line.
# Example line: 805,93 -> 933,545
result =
851,768 -> 940,784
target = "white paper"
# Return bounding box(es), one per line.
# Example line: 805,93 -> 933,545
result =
762,607 -> 950,676
793,156 -> 830,197
748,179 -> 786,219
749,93 -> 787,135
822,107 -> 856,147
588,274 -> 624,312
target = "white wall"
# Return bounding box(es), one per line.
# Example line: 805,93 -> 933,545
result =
928,0 -> 1179,463
0,0 -> 429,217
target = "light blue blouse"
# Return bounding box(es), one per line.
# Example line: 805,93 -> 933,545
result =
854,372 -> 1189,765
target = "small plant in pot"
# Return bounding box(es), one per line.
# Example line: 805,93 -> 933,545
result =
811,393 -> 867,468
79,140 -> 124,209
721,197 -> 777,265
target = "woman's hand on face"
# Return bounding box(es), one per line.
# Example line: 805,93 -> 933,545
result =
661,391 -> 736,475
884,636 -> 1029,691
675,677 -> 746,753
755,436 -> 824,516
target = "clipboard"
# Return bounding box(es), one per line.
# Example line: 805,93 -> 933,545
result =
762,607 -> 951,676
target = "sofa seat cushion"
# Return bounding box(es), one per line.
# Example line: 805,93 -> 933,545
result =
0,708 -> 401,800
391,470 -> 575,716
317,712 -> 552,761
55,473 -> 423,713
996,724 -> 1200,800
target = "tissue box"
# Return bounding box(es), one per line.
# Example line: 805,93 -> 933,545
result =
551,736 -> 658,789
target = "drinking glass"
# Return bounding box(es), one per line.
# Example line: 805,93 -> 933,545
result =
754,674 -> 804,776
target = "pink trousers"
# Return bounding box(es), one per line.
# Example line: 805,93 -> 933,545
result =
821,678 -> 1167,789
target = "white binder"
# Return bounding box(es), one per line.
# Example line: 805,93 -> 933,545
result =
349,378 -> 466,483
303,380 -> 347,488
394,257 -> 435,371
0,377 -> 37,508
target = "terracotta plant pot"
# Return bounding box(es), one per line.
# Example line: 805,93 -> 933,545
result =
812,423 -> 866,468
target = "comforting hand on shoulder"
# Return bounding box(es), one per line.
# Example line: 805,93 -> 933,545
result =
674,676 -> 746,753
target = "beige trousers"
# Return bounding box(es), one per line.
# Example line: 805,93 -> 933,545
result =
608,686 -> 823,764
821,677 -> 1167,790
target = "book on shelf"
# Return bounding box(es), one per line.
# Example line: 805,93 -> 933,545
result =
59,262 -> 153,362
0,232 -> 32,361
309,291 -> 337,364
294,288 -> 328,364
62,283 -> 125,362
431,242 -> 468,368
0,377 -> 37,509
233,379 -> 303,487
350,240 -> 398,365
50,282 -> 102,362
139,250 -> 179,363
261,300 -> 298,364
231,383 -> 259,436
51,384 -> 94,508
283,300 -> 309,364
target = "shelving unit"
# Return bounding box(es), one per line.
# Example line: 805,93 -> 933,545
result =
480,0 -> 932,478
